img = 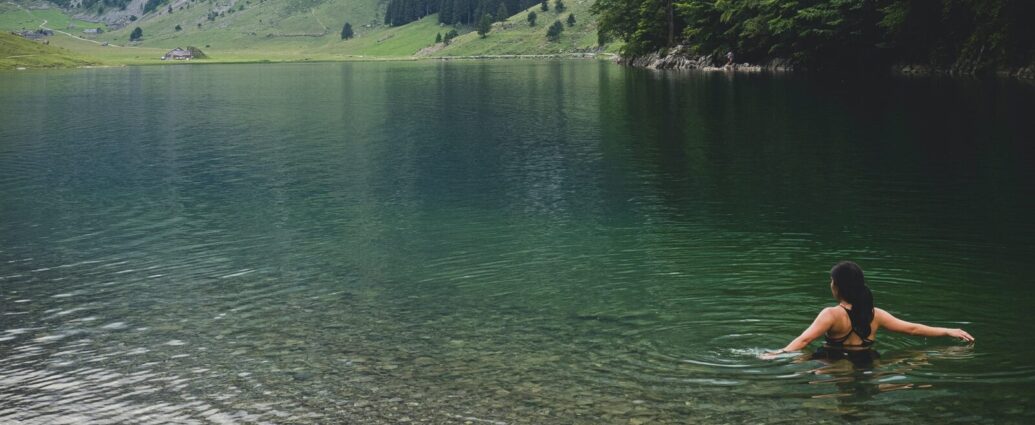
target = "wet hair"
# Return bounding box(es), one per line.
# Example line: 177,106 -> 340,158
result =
830,261 -> 874,338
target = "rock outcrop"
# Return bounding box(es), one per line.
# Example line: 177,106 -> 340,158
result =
618,45 -> 794,72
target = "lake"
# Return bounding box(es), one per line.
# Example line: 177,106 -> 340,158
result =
1,61 -> 1034,424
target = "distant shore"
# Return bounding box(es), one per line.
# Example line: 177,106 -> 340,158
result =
3,43 -> 619,71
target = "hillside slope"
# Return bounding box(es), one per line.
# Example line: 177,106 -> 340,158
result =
1,0 -> 615,62
433,1 -> 607,57
0,31 -> 96,69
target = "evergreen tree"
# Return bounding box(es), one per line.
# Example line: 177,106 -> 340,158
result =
341,22 -> 353,40
546,20 -> 563,41
435,32 -> 442,43
175,24 -> 182,31
555,0 -> 565,13
540,0 -> 547,12
439,0 -> 453,24
495,2 -> 508,22
527,10 -> 537,26
477,13 -> 492,38
444,28 -> 459,44
590,0 -> 1035,71
129,26 -> 143,41
566,13 -> 575,27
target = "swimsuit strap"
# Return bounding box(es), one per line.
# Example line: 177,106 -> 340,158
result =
825,305 -> 873,346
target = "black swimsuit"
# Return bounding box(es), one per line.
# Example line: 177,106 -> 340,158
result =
823,306 -> 874,349
813,306 -> 879,365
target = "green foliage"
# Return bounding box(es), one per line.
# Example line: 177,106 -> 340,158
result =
444,28 -> 459,45
592,0 -> 1035,70
129,26 -> 142,41
142,0 -> 165,15
341,22 -> 353,39
186,46 -> 207,59
540,1 -> 548,12
555,0 -> 565,13
496,3 -> 508,22
527,10 -> 537,26
435,32 -> 442,43
387,0 -> 532,26
477,13 -> 492,38
566,13 -> 575,27
546,19 -> 563,41
175,24 -> 182,31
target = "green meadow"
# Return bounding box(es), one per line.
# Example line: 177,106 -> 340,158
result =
1,0 -> 616,68
0,31 -> 96,69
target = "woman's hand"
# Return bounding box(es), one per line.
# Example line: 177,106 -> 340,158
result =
945,328 -> 975,342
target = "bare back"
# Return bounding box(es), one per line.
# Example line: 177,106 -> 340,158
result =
825,305 -> 879,346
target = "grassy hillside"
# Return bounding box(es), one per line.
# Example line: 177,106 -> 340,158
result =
1,0 -> 617,64
433,1 -> 612,57
0,31 -> 97,69
0,2 -> 106,32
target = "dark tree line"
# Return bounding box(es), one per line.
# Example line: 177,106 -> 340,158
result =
591,0 -> 1035,71
54,0 -> 130,11
142,0 -> 167,14
384,0 -> 542,26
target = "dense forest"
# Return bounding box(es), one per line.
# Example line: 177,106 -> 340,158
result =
384,0 -> 541,26
49,0 -> 131,10
591,0 -> 1035,72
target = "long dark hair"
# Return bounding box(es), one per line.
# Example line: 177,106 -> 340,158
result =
831,261 -> 874,338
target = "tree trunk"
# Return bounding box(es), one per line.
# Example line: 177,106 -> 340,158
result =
667,0 -> 674,46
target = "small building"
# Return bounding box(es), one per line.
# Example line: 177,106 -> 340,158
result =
15,29 -> 53,40
84,28 -> 103,35
162,48 -> 193,60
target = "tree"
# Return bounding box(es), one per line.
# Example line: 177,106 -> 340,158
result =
477,14 -> 492,38
129,26 -> 142,41
129,15 -> 137,21
435,32 -> 442,43
444,28 -> 459,45
527,11 -> 537,26
566,13 -> 575,27
495,2 -> 508,22
555,0 -> 565,13
174,24 -> 182,31
546,20 -> 563,41
341,22 -> 354,39
540,0 -> 548,12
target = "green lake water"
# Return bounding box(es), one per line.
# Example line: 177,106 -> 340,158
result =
1,61 -> 1034,424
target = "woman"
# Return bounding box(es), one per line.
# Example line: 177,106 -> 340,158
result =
768,261 -> 973,359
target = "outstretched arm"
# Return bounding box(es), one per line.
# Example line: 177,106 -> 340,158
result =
775,308 -> 836,353
875,308 -> 974,342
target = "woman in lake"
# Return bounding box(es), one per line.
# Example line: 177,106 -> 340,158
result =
769,261 -> 973,360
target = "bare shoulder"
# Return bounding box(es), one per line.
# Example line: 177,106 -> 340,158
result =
873,307 -> 896,323
816,307 -> 838,319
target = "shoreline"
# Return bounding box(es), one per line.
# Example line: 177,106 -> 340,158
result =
3,51 -> 620,71
617,46 -> 1035,80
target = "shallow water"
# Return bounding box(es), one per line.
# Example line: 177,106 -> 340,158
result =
1,61 -> 1034,424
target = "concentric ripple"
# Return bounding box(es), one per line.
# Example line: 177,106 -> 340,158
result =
2,61 -> 1035,424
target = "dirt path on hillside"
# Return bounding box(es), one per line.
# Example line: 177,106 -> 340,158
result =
6,2 -> 127,47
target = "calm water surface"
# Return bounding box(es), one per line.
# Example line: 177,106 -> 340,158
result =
1,61 -> 1034,424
